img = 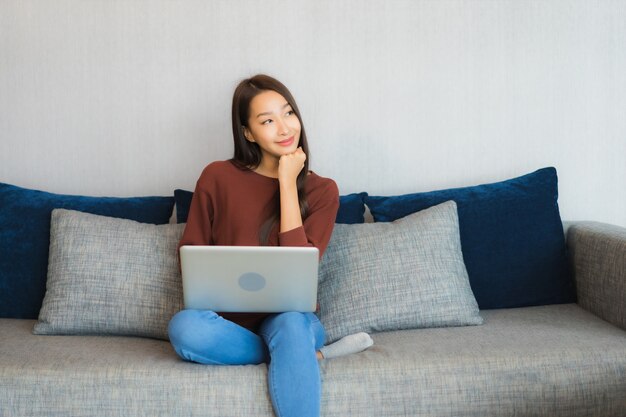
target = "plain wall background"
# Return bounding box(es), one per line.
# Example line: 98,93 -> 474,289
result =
1,0 -> 625,226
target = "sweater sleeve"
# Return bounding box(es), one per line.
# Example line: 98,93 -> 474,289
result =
178,177 -> 214,255
278,178 -> 339,259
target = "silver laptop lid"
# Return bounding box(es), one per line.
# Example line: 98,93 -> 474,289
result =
180,245 -> 319,313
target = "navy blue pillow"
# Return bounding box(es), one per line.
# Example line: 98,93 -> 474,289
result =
174,189 -> 367,225
364,167 -> 575,309
0,182 -> 175,319
335,192 -> 368,224
174,189 -> 194,224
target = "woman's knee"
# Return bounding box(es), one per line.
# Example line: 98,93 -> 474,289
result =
168,309 -> 219,350
270,311 -> 308,329
261,312 -> 315,346
168,309 -> 266,365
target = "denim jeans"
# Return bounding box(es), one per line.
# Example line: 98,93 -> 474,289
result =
168,310 -> 326,417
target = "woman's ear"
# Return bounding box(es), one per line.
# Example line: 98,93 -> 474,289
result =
243,127 -> 255,143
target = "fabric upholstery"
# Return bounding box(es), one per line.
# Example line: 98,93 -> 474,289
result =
318,200 -> 483,343
174,188 -> 368,224
0,181 -> 174,319
33,209 -> 185,340
364,167 -> 575,309
567,221 -> 626,331
2,304 -> 626,416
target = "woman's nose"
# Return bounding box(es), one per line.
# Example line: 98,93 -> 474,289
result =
276,117 -> 289,135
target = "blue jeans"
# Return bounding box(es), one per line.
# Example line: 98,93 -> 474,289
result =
168,310 -> 326,417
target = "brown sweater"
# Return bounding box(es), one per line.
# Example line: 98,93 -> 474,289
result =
179,159 -> 339,331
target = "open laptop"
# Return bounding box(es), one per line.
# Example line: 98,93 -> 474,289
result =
179,245 -> 319,312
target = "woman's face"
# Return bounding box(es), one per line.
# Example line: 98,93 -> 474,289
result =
244,90 -> 301,162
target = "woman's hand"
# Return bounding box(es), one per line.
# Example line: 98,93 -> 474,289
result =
278,147 -> 306,185
278,147 -> 305,233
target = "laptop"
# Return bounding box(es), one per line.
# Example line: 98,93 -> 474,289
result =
179,245 -> 319,312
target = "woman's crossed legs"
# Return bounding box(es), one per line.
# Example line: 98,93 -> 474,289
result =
168,309 -> 324,417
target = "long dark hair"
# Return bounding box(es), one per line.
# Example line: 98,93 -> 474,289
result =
230,74 -> 310,244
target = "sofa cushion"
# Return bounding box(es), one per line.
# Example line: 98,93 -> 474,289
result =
364,167 -> 575,309
334,192 -> 369,224
2,304 -> 625,416
0,182 -> 174,319
318,200 -> 483,343
33,209 -> 184,340
174,189 -> 368,224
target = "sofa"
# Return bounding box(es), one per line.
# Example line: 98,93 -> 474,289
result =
1,167 -> 625,417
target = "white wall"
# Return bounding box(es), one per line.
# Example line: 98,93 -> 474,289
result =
1,0 -> 625,226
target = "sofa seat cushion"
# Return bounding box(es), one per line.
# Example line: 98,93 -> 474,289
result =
1,304 -> 625,417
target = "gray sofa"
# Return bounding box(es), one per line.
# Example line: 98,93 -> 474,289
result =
1,221 -> 625,416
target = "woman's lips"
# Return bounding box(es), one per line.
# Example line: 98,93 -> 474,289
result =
277,136 -> 294,147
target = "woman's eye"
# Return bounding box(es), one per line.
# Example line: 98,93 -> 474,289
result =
286,110 -> 294,116
262,119 -> 273,125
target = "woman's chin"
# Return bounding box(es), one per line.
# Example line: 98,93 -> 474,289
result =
275,146 -> 298,156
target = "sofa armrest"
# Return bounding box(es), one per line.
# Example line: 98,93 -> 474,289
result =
567,221 -> 626,330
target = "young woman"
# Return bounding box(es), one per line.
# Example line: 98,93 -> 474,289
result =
168,74 -> 372,417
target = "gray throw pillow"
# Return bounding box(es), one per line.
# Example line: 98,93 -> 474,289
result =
318,200 -> 483,343
33,209 -> 185,340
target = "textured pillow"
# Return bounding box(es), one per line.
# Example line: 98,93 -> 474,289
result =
33,209 -> 184,340
174,189 -> 368,224
364,167 -> 575,309
0,182 -> 174,319
318,200 -> 483,343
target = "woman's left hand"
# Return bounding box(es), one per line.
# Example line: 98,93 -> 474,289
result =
278,147 -> 306,185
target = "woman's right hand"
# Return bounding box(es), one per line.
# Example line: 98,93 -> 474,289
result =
278,147 -> 306,185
